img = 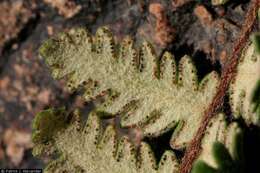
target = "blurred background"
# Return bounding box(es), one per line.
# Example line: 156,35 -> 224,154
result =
0,0 -> 253,169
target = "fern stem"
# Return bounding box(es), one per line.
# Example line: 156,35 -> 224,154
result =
180,1 -> 260,172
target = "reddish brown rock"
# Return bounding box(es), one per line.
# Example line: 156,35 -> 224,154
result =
172,0 -> 193,9
43,0 -> 82,18
3,128 -> 32,166
149,3 -> 175,47
0,0 -> 35,54
194,5 -> 213,27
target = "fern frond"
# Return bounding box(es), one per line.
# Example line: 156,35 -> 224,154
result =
230,43 -> 260,125
192,114 -> 244,173
32,108 -> 179,173
39,27 -> 220,149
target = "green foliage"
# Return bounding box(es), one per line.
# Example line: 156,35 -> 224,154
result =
39,27 -> 220,149
250,31 -> 260,118
192,114 -> 244,173
252,80 -> 260,117
32,108 -> 179,173
192,141 -> 243,173
251,33 -> 260,54
192,161 -> 217,173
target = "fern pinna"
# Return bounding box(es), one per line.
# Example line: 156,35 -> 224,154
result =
39,27 -> 219,149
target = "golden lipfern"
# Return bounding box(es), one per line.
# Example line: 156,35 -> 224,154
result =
229,43 -> 260,125
34,26 -> 258,173
32,108 -> 179,173
39,27 -> 220,149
